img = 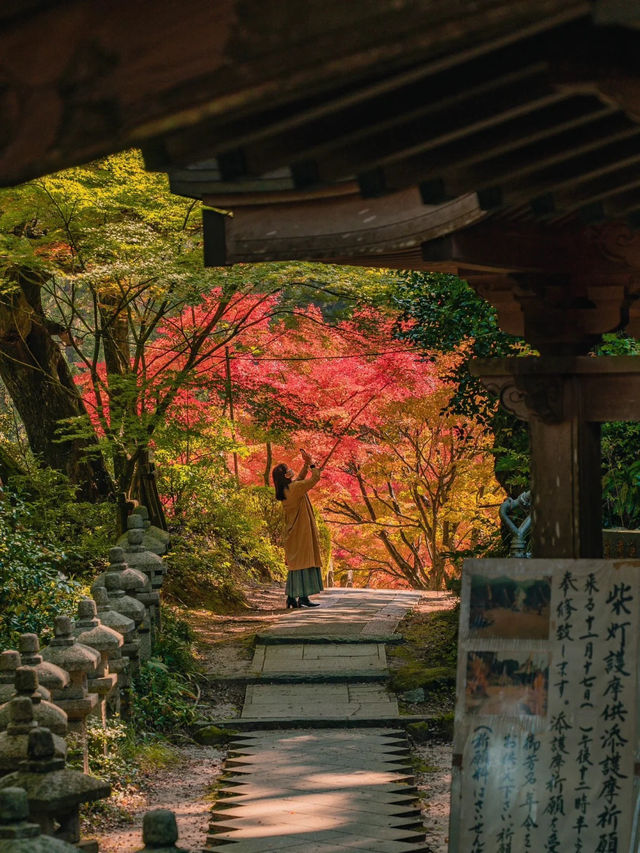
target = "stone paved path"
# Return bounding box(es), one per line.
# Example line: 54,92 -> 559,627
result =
205,588 -> 431,852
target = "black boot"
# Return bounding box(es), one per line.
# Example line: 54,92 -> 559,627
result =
298,596 -> 320,608
286,596 -> 299,609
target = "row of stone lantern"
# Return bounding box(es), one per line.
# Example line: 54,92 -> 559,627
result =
0,505 -> 172,849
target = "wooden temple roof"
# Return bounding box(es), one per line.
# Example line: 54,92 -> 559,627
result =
4,1 -> 640,343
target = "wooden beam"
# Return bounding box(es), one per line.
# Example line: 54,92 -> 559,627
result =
470,356 -> 640,422
203,189 -> 488,265
294,68 -> 568,185
420,222 -> 586,273
419,111 -> 637,204
542,160 -> 640,220
369,96 -> 611,196
0,0 -> 589,186
469,131 -> 640,212
146,10 -> 591,175
146,11 -> 587,172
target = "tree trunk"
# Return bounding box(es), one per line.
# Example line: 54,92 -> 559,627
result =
263,441 -> 273,486
0,275 -> 114,500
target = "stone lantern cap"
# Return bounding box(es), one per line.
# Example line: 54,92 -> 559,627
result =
0,727 -> 111,810
18,635 -> 69,692
0,668 -> 67,737
103,547 -> 150,592
134,505 -> 171,546
100,574 -> 146,623
92,586 -> 135,635
135,808 -> 189,852
0,699 -> 66,774
124,518 -> 165,570
41,617 -> 100,674
0,652 -> 21,684
74,598 -> 124,654
0,787 -> 80,850
117,510 -> 167,556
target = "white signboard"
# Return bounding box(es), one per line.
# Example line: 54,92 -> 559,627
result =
450,559 -> 640,853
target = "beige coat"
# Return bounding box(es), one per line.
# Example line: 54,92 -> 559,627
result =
282,468 -> 322,571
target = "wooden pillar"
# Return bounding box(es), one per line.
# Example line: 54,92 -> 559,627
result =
529,415 -> 601,558
471,357 -> 640,559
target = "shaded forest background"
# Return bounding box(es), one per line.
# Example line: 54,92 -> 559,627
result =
1,151 -> 638,645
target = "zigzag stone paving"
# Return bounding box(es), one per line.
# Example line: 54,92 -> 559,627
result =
205,589 -> 432,853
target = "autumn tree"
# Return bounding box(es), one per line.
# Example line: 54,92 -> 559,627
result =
192,306 -> 503,588
0,150 -> 395,505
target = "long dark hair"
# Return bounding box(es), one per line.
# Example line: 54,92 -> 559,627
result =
272,463 -> 292,501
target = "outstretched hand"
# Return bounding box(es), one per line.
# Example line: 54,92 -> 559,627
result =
300,448 -> 313,464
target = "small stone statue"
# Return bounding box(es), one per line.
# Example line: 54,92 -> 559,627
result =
135,808 -> 190,852
0,652 -> 22,704
18,634 -> 69,696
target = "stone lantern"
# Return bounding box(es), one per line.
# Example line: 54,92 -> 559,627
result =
0,727 -> 110,849
135,808 -> 190,852
0,786 -> 81,852
0,652 -> 22,704
40,616 -> 99,772
91,585 -> 135,713
97,547 -> 154,657
124,514 -> 166,590
73,598 -> 123,727
117,505 -> 168,556
18,634 -> 70,697
0,698 -> 66,778
0,667 -> 67,737
94,560 -> 149,663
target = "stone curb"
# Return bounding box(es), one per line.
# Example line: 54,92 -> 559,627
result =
255,634 -> 404,645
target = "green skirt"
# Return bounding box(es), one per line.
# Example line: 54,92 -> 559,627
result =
286,567 -> 324,598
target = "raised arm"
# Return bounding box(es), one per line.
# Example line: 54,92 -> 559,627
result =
295,461 -> 309,481
293,466 -> 321,493
296,448 -> 315,481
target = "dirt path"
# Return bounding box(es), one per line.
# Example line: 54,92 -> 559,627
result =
95,744 -> 225,853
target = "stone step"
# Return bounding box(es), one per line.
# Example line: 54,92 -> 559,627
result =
256,634 -> 404,645
207,672 -> 390,684
193,713 -> 443,731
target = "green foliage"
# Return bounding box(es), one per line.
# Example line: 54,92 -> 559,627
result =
131,609 -> 200,735
0,490 -> 83,646
597,333 -> 640,529
159,454 -> 286,608
131,659 -> 198,734
152,607 -> 200,678
601,421 -> 640,529
392,272 -> 524,421
6,468 -> 116,577
392,272 -> 531,496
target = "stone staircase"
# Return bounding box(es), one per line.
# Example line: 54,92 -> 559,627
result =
203,589 -> 433,853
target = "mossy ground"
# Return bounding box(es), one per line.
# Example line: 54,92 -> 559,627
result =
389,600 -> 459,717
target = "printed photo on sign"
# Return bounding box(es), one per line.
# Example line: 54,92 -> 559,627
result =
465,650 -> 549,717
468,574 -> 551,639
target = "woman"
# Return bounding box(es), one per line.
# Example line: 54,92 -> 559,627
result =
272,449 -> 323,609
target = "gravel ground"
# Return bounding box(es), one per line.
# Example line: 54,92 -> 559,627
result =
93,744 -> 225,852
412,740 -> 453,853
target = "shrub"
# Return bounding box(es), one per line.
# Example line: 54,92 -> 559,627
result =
0,490 -> 83,646
130,607 -> 201,735
163,481 -> 286,609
